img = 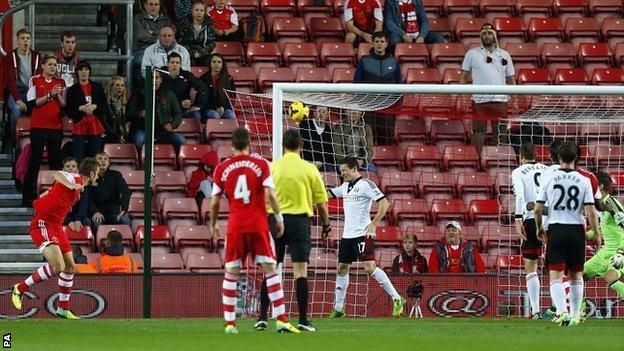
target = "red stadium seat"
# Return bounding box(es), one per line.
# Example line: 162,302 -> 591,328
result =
428,18 -> 453,39
246,42 -> 281,73
128,196 -> 159,222
496,254 -> 524,270
601,18 -> 624,50
565,17 -> 600,49
309,17 -> 344,41
63,226 -> 94,246
229,0 -> 260,16
297,0 -> 332,17
442,145 -> 480,169
272,16 -> 307,39
332,68 -> 355,83
590,0 -> 623,16
142,144 -> 176,171
104,143 -> 139,169
430,120 -> 466,142
357,43 -> 373,61
494,172 -> 512,194
376,226 -> 402,247
494,17 -> 527,43
380,171 -> 419,195
592,68 -> 624,85
205,119 -> 238,140
516,0 -> 553,25
469,199 -> 501,223
528,18 -> 564,48
457,172 -> 493,196
541,43 -> 576,74
405,225 -> 441,246
505,43 -> 540,67
516,68 -> 552,84
481,225 -> 517,248
554,68 -> 589,84
154,171 -> 187,191
553,0 -> 589,24
175,118 -> 202,143
262,0 -> 297,33
162,198 -> 199,221
151,253 -> 184,272
431,199 -> 467,224
296,67 -> 330,83
443,0 -> 479,27
394,119 -> 428,142
214,41 -> 245,66
174,225 -> 212,250
136,225 -> 172,250
405,145 -> 442,170
320,43 -> 356,66
189,66 -> 208,78
592,145 -> 624,167
395,43 -> 430,66
257,67 -> 294,93
454,18 -> 487,44
405,68 -> 441,84
419,172 -> 456,197
616,43 -> 624,66
442,68 -> 464,83
178,144 -> 212,170
430,43 -> 465,65
577,42 -> 613,66
120,170 -> 145,193
372,145 -> 403,168
611,171 -> 624,193
423,0 -> 444,15
283,42 -> 318,67
392,199 -> 429,224
96,224 -> 134,249
481,145 -> 517,168
185,253 -> 222,272
480,0 -> 516,22
228,67 -> 257,93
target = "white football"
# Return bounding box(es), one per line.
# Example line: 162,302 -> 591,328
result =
611,252 -> 624,270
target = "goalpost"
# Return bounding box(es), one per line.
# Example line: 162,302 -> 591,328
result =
226,83 -> 624,319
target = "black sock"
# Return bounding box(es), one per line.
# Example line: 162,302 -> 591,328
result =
259,278 -> 270,321
296,277 -> 308,324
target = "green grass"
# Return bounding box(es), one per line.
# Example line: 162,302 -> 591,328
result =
4,318 -> 624,351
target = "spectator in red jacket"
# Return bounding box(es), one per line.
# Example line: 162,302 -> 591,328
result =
392,232 -> 428,274
208,0 -> 240,41
429,221 -> 486,273
187,150 -> 218,208
343,0 -> 384,44
2,27 -> 42,145
22,54 -> 66,207
54,31 -> 81,87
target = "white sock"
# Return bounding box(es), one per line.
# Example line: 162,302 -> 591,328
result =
334,274 -> 349,310
371,267 -> 400,300
569,279 -> 584,318
549,279 -> 567,316
526,272 -> 541,315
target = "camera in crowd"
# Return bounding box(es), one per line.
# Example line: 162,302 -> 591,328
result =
407,281 -> 424,299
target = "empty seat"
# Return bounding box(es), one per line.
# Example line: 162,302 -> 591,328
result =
505,43 -> 540,67
528,18 -> 564,48
175,118 -> 202,143
310,17 -> 344,41
372,145 -> 403,168
481,145 -> 517,168
142,144 -> 176,171
272,16 -> 307,39
205,119 -> 238,140
376,226 -> 402,247
257,67 -> 294,93
444,0 -> 479,27
493,17 -> 527,45
214,41 -> 245,66
296,67 -> 330,83
380,171 -> 419,195
246,42 -> 281,73
442,68 -> 463,83
565,17 -> 600,49
136,224 -> 172,251
178,144 -> 212,171
228,66 -> 257,93
162,198 -> 199,221
469,199 -> 501,223
104,143 -> 139,169
601,18 -> 624,50
405,68 -> 441,84
428,17 -> 453,39
320,43 -> 356,67
282,42 -> 318,67
496,253 -> 524,271
63,226 -> 94,246
394,119 -> 428,142
430,43 -> 465,71
332,67 -> 355,83
174,225 -> 212,250
516,68 -> 552,84
151,253 -> 184,272
495,172 -> 513,194
516,0 -> 553,24
457,172 -> 493,196
394,43 -> 430,66
541,42 -> 576,73
120,170 -> 146,193
554,68 -> 589,84
186,253 -> 222,272
592,68 -> 624,85
592,145 -> 624,166
430,119 -> 466,142
406,145 -> 442,170
553,0 -> 589,24
392,199 -> 429,224
577,42 -> 613,66
431,199 -> 467,223
454,18 -> 487,43
442,145 -> 480,169
419,172 -> 456,197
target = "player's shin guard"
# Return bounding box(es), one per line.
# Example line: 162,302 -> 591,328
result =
526,272 -> 541,315
334,274 -> 349,310
57,272 -> 74,310
222,272 -> 238,326
265,270 -> 287,323
295,277 -> 309,324
17,264 -> 56,293
549,278 -> 568,316
371,267 -> 400,300
569,278 -> 584,318
609,280 -> 624,299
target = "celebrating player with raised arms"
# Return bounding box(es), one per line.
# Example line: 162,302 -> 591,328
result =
11,158 -> 100,319
209,128 -> 300,334
535,141 -> 601,327
327,156 -> 405,318
511,143 -> 548,319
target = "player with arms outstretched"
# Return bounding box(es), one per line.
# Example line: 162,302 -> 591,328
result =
511,143 -> 548,319
11,158 -> 100,319
209,128 -> 299,334
535,141 -> 601,327
583,171 -> 624,299
327,157 -> 405,318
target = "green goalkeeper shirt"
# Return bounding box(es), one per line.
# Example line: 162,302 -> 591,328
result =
588,195 -> 624,257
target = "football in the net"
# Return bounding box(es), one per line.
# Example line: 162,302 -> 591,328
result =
288,101 -> 309,123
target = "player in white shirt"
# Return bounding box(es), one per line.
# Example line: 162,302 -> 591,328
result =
535,141 -> 601,327
511,143 -> 548,319
327,157 -> 405,318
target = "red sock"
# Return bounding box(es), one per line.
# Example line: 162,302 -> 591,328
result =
222,272 -> 238,326
18,264 -> 56,293
265,270 -> 287,322
57,272 -> 74,310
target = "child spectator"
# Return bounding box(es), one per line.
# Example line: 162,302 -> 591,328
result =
187,151 -> 218,208
208,0 -> 240,41
391,233 -> 428,274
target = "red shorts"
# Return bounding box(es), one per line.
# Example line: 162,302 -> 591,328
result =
224,231 -> 276,269
30,218 -> 71,254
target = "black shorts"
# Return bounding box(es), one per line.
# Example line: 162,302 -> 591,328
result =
521,218 -> 543,260
546,223 -> 586,273
268,214 -> 311,263
338,236 -> 376,264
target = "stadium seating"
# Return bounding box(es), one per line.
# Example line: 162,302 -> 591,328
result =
517,68 -> 552,84
375,226 -> 402,247
135,225 -> 173,252
229,67 -> 257,93
96,225 -> 134,249
394,119 -> 428,142
431,199 -> 467,224
258,67 -> 294,93
174,225 -> 212,251
381,171 -> 420,196
405,68 -> 441,84
246,42 -> 281,73
185,253 -> 223,272
494,17 -> 527,47
391,199 -> 430,225
178,144 -> 211,172
151,253 -> 185,272
592,68 -> 624,84
63,226 -> 94,247
528,18 -> 564,48
104,143 -> 139,169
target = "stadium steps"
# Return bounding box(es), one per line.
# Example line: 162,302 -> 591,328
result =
0,221 -> 30,234
0,208 -> 33,221
0,236 -> 36,250
0,262 -> 45,273
0,249 -> 42,263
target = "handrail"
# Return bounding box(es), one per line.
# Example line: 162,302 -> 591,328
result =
0,0 -> 135,88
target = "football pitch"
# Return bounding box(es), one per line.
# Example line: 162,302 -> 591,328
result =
4,318 -> 624,351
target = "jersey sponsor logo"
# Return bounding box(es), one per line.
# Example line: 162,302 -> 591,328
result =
428,290 -> 489,317
0,289 -> 106,319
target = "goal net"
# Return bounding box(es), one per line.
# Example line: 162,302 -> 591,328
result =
224,83 -> 624,319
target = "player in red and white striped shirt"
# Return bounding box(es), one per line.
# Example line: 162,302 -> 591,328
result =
209,128 -> 299,334
11,158 -> 100,319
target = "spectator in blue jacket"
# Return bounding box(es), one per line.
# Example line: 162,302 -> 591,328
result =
383,0 -> 444,47
354,31 -> 401,84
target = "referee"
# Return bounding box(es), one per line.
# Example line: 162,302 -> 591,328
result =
255,129 -> 331,332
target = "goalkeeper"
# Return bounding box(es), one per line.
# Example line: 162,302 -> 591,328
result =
583,171 -> 624,299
